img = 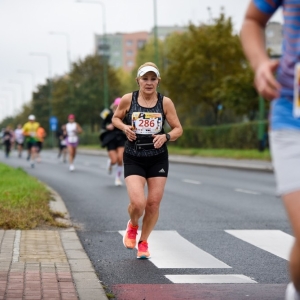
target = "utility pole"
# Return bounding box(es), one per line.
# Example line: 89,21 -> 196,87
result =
76,0 -> 109,109
153,0 -> 159,67
30,52 -> 54,147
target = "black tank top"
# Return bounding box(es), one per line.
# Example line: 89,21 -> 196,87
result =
124,90 -> 167,157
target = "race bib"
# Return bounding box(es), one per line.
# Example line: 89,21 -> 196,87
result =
132,112 -> 163,135
294,62 -> 300,118
61,140 -> 67,146
30,131 -> 36,137
67,136 -> 78,143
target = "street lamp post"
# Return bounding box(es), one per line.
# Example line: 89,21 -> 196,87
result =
2,87 -> 17,115
76,0 -> 109,109
49,31 -> 74,112
0,93 -> 12,117
17,70 -> 35,94
49,32 -> 71,71
9,80 -> 25,106
153,0 -> 159,67
30,52 -> 54,147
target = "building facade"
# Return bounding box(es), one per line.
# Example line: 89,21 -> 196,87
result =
95,26 -> 186,72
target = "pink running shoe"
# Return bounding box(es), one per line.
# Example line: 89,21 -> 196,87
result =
123,220 -> 138,249
137,241 -> 150,259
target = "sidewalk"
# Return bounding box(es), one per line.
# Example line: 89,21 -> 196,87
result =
77,148 -> 273,173
0,189 -> 108,300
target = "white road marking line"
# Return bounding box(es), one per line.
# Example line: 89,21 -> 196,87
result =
225,230 -> 294,261
182,179 -> 201,185
235,188 -> 260,195
165,274 -> 257,284
119,230 -> 230,269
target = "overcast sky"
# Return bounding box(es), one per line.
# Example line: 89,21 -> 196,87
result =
0,0 -> 283,122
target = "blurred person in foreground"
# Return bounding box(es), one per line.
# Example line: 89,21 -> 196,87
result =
14,124 -> 24,158
22,115 -> 39,168
65,114 -> 82,171
100,97 -> 126,186
112,62 -> 183,259
241,1 -> 300,299
36,125 -> 47,162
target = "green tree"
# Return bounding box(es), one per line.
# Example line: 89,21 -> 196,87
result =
163,14 -> 258,125
31,81 -> 52,130
69,55 -> 121,131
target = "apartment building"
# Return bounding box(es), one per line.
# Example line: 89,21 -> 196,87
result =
95,26 -> 186,72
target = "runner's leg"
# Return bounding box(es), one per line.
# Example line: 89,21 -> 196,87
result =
283,191 -> 300,291
125,175 -> 147,226
139,177 -> 167,241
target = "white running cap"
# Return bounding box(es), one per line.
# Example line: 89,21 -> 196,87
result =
28,114 -> 35,120
137,66 -> 160,78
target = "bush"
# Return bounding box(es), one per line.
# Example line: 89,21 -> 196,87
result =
174,121 -> 268,149
61,121 -> 268,150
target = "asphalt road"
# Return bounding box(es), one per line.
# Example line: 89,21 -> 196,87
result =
1,149 -> 292,300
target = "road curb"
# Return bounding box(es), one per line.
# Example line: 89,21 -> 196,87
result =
77,148 -> 274,173
48,186 -> 73,227
47,185 -> 109,300
168,155 -> 274,173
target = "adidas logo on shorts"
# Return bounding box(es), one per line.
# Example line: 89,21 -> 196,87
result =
159,168 -> 165,173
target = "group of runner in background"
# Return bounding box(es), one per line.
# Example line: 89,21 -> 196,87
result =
1,103 -> 123,181
1,115 -> 46,168
0,113 -> 82,171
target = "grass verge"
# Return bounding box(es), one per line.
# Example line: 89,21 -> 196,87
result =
0,163 -> 67,229
167,147 -> 271,160
79,145 -> 271,161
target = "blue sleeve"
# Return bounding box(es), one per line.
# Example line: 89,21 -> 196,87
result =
253,0 -> 282,14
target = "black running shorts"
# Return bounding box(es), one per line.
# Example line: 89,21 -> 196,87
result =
123,151 -> 169,179
107,135 -> 126,151
27,141 -> 38,150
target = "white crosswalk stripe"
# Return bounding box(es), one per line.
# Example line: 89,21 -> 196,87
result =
119,229 -> 292,284
165,274 -> 257,284
225,230 -> 294,261
119,230 -> 230,269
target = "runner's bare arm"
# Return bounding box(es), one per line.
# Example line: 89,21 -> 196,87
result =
112,93 -> 132,132
76,123 -> 83,134
112,93 -> 136,141
163,97 -> 183,141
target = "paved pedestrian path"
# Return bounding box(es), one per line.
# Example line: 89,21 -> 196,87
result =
0,229 -> 108,300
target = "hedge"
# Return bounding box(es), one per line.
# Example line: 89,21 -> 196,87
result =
173,121 -> 268,149
46,120 -> 268,150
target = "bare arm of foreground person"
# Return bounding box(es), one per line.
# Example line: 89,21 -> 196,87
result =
240,1 -> 281,100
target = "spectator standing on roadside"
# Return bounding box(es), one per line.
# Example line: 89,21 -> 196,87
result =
241,1 -> 300,299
